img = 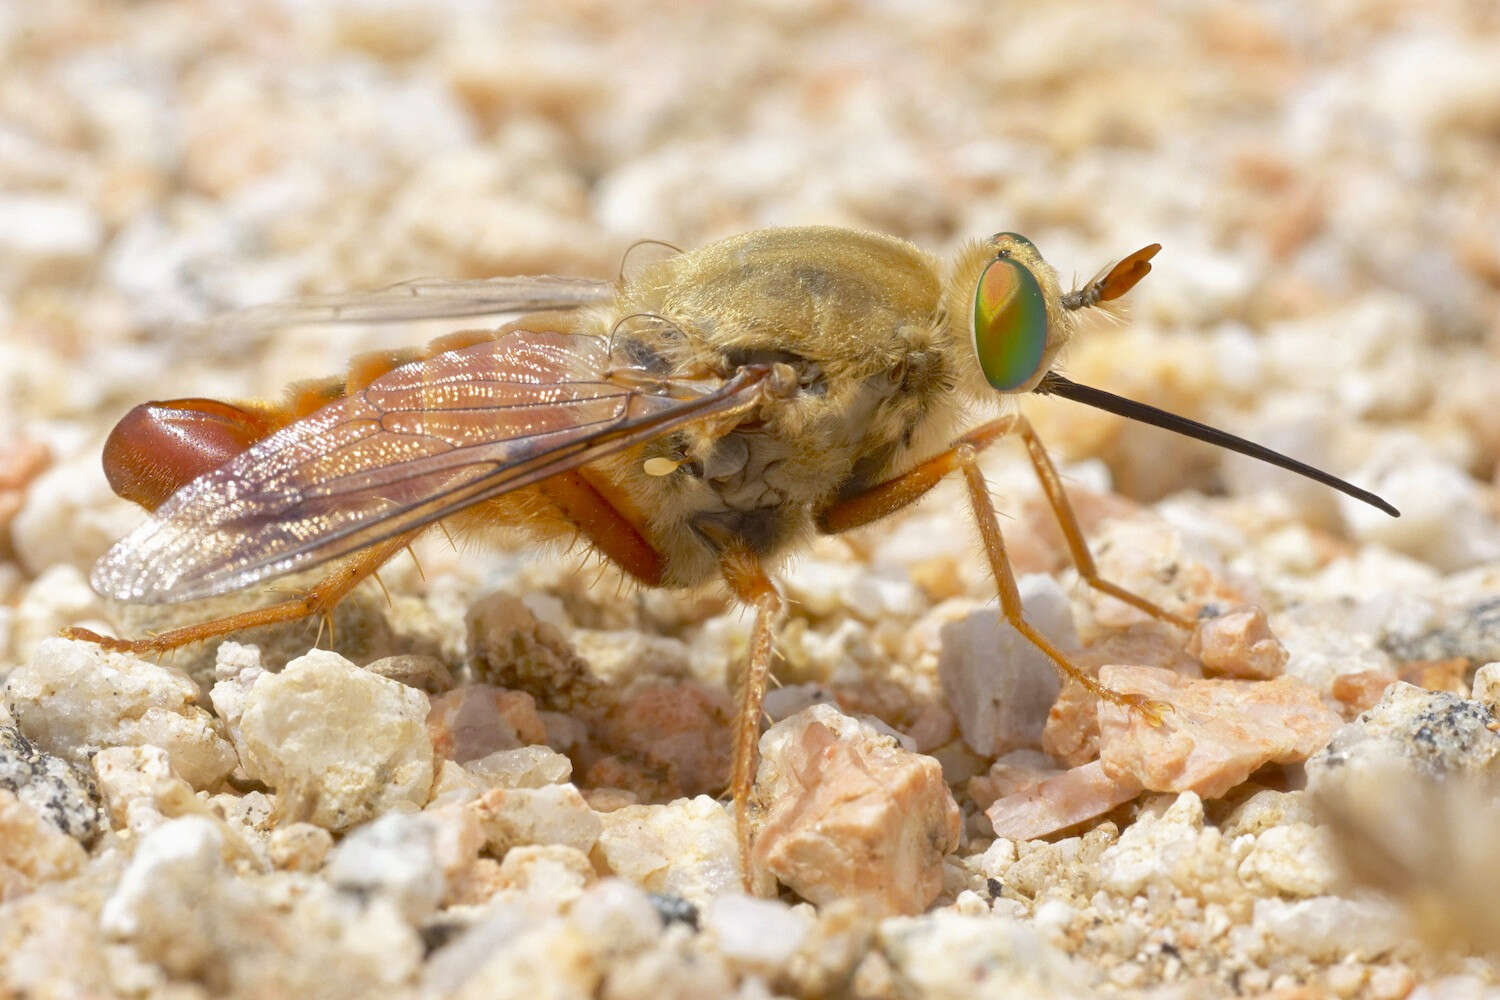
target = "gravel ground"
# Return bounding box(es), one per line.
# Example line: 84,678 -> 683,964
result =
4,1 -> 1500,998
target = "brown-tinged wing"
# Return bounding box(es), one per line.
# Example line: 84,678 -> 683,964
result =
91,330 -> 769,603
214,275 -> 614,329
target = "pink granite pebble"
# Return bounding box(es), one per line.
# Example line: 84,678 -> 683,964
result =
1097,666 -> 1342,799
752,705 -> 960,916
985,761 -> 1144,841
1188,607 -> 1288,680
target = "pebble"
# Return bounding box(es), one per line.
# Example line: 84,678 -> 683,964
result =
1237,823 -> 1338,897
986,760 -> 1142,841
426,684 -> 547,763
0,788 -> 88,901
0,438 -> 49,559
324,812 -> 445,922
99,817 -> 424,996
234,648 -> 434,831
1041,622 -> 1201,767
1330,669 -> 1398,715
1341,450 -> 1500,573
1187,606 -> 1288,680
1306,682 -> 1500,793
752,704 -> 961,916
1095,793 -> 1228,899
967,748 -> 1061,811
1097,666 -> 1343,799
598,680 -> 732,796
9,456 -> 136,582
268,823 -> 335,872
702,893 -> 815,972
493,844 -> 596,902
876,911 -> 1090,998
463,745 -> 573,788
593,795 -> 741,907
91,744 -> 196,838
469,782 -> 602,856
365,653 -> 455,694
1253,896 -> 1408,962
1470,661 -> 1500,715
98,816 -> 234,973
5,638 -> 237,790
0,723 -> 104,843
466,591 -> 601,712
939,575 -> 1076,756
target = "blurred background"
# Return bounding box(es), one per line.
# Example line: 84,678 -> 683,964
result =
3,0 -> 1499,632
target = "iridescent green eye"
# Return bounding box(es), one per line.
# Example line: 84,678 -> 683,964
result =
973,256 -> 1047,391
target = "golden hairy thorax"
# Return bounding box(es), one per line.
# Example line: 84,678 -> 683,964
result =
597,227 -> 974,587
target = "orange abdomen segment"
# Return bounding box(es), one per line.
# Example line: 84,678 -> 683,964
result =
103,398 -> 276,511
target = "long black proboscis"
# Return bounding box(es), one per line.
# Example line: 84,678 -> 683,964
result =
1034,372 -> 1400,517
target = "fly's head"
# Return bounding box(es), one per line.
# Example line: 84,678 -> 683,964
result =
946,232 -> 1155,400
943,231 -> 1397,517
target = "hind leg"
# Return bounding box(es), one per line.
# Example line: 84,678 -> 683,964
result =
64,531 -> 421,656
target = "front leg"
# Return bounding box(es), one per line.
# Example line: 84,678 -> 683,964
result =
816,419 -> 1173,717
815,417 -> 1017,534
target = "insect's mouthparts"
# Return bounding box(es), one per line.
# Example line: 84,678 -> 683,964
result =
1034,372 -> 1400,517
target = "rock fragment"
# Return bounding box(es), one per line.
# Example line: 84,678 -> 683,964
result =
1237,822 -> 1338,897
1470,661 -> 1500,714
0,723 -> 104,843
91,745 -> 197,837
493,844 -> 595,902
1330,669 -> 1398,715
598,679 -> 732,795
1097,665 -> 1342,798
702,893 -> 815,974
0,788 -> 88,901
876,910 -> 1091,999
365,653 -> 454,694
233,649 -> 434,831
100,816 -> 424,997
5,638 -> 237,789
752,704 -> 961,916
1042,622 -> 1201,767
269,823 -> 335,872
427,684 -> 546,763
0,438 -> 49,560
986,760 -> 1143,841
1187,606 -> 1288,679
325,812 -> 445,922
593,795 -> 741,906
466,591 -> 600,711
939,575 -> 1076,756
464,745 -> 573,788
470,782 -> 602,856
1307,681 -> 1500,793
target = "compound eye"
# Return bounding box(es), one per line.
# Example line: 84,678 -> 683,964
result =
973,256 -> 1048,391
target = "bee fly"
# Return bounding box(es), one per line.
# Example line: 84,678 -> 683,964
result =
68,226 -> 1397,888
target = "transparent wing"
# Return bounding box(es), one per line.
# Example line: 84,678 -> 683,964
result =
214,275 -> 614,329
92,330 -> 769,603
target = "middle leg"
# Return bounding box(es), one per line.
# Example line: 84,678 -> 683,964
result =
718,544 -> 784,894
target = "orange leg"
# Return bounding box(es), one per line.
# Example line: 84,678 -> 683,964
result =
718,544 -> 783,894
816,418 -> 1180,713
815,417 -> 1017,533
955,445 -> 1165,718
1011,415 -> 1192,629
538,471 -> 664,586
64,531 -> 420,656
